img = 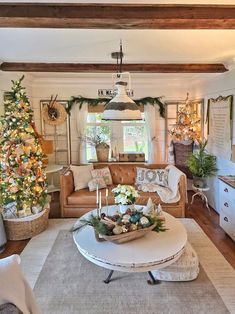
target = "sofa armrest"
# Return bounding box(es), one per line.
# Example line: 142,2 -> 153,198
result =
60,169 -> 74,217
178,175 -> 187,202
167,165 -> 187,216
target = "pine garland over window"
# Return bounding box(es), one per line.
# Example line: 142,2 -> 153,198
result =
67,96 -> 165,118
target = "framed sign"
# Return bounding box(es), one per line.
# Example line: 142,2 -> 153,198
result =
206,95 -> 233,160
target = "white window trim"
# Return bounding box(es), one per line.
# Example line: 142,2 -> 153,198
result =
86,113 -> 148,160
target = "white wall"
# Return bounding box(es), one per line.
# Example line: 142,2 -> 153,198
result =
30,73 -> 192,164
191,70 -> 235,212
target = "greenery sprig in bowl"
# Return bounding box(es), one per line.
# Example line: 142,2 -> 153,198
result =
72,207 -> 166,244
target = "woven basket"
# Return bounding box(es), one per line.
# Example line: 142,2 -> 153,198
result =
96,147 -> 109,162
3,205 -> 50,241
95,223 -> 156,244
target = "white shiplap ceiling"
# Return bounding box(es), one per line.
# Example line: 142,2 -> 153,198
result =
1,29 -> 235,64
1,1 -> 235,80
1,0 -> 235,3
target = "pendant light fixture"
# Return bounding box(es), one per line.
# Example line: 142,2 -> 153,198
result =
102,42 -> 142,121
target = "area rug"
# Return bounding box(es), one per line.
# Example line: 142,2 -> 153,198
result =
20,219 -> 235,314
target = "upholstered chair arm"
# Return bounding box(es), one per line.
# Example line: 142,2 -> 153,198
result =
60,170 -> 74,216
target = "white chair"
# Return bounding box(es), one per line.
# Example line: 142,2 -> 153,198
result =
0,255 -> 42,314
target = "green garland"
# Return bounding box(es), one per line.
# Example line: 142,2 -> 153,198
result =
67,96 -> 165,118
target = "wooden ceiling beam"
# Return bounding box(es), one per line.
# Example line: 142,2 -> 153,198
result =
0,62 -> 228,73
0,4 -> 235,29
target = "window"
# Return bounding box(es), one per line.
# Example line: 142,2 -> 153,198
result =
165,99 -> 204,147
86,112 -> 148,161
86,113 -> 111,161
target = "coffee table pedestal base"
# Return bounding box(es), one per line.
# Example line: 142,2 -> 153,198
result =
103,270 -> 161,285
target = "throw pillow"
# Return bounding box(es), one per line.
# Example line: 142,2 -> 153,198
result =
91,167 -> 113,185
70,164 -> 94,191
136,167 -> 169,187
88,178 -> 107,192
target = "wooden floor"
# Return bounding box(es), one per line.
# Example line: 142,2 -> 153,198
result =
1,191 -> 235,268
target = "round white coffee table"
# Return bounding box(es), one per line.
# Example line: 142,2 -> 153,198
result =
73,206 -> 187,285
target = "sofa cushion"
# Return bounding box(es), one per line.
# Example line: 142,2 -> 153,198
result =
67,186 -> 179,206
67,186 -> 115,205
88,178 -> 107,192
135,191 -> 178,206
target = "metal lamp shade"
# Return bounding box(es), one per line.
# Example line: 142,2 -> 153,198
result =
102,81 -> 142,121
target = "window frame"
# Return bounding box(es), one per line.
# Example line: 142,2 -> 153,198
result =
86,110 -> 148,161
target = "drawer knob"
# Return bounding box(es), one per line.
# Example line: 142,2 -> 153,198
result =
224,202 -> 229,207
224,188 -> 228,192
224,217 -> 228,222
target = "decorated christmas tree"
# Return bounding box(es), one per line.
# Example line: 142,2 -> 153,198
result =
169,94 -> 201,142
0,76 -> 47,218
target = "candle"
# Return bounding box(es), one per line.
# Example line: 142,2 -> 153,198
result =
99,191 -> 102,209
106,188 -> 109,197
96,184 -> 99,217
96,184 -> 99,205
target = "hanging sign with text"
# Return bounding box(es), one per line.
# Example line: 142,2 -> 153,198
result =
207,95 -> 233,160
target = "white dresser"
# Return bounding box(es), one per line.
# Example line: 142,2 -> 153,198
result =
219,177 -> 235,241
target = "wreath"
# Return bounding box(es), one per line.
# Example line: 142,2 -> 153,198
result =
42,96 -> 67,126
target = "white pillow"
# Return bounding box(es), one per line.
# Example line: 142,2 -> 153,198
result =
70,164 -> 94,191
136,167 -> 169,187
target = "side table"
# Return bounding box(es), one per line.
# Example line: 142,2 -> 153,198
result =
190,184 -> 210,213
45,164 -> 63,193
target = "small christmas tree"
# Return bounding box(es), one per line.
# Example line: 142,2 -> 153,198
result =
169,94 -> 201,142
0,76 -> 47,218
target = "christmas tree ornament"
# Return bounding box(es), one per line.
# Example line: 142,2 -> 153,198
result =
169,93 -> 201,142
140,216 -> 150,227
122,214 -> 131,223
112,226 -> 123,235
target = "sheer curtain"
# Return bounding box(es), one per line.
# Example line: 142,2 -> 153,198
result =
75,103 -> 88,164
144,104 -> 160,163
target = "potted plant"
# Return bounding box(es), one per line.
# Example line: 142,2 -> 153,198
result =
112,185 -> 139,213
83,132 -> 110,162
187,140 -> 217,188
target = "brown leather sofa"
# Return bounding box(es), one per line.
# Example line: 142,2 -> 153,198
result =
60,163 -> 186,218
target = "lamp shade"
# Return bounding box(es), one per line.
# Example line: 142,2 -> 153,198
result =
102,81 -> 142,121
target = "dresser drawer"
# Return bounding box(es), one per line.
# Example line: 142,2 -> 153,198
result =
220,210 -> 235,241
221,198 -> 235,220
220,181 -> 235,202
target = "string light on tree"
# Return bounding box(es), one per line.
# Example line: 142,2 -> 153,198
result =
169,93 -> 201,142
0,76 -> 47,218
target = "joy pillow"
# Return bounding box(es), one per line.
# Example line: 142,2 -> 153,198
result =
136,167 -> 169,187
